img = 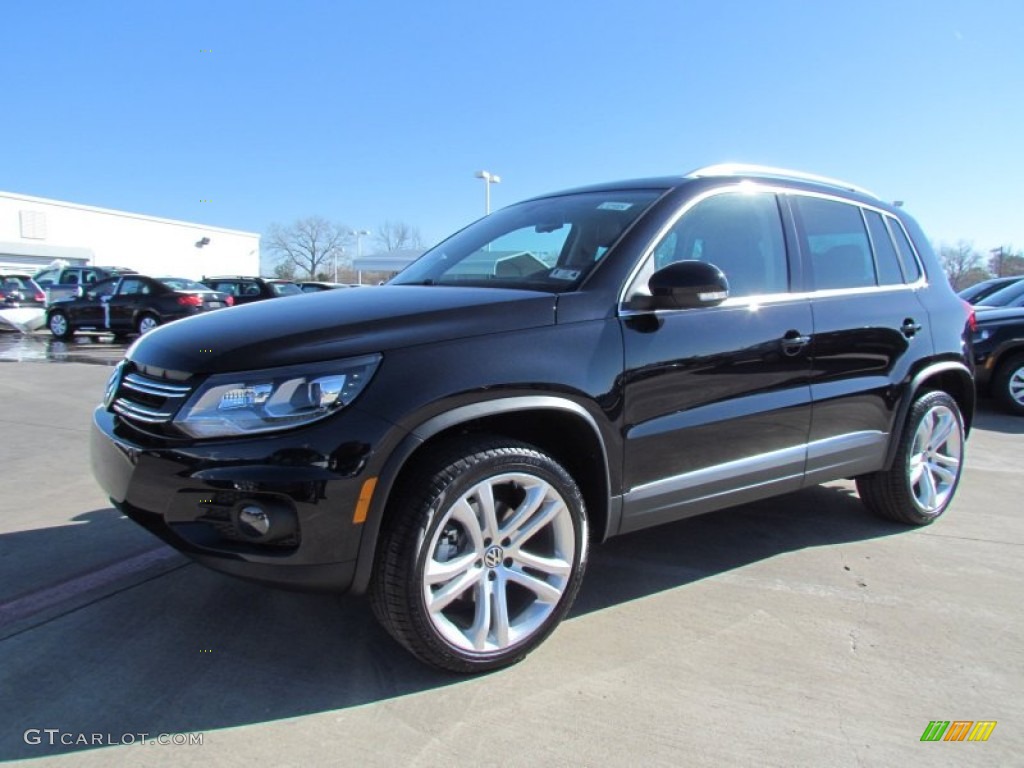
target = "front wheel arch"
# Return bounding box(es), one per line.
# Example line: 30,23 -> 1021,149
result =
350,398 -> 613,595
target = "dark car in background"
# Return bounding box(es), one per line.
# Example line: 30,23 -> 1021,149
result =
975,278 -> 1024,309
92,164 -> 974,673
33,265 -> 137,304
0,273 -> 47,308
972,306 -> 1024,414
958,275 -> 1024,305
47,275 -> 232,339
201,276 -> 302,304
297,281 -> 357,293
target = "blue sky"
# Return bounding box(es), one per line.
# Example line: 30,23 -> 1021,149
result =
2,0 -> 1022,267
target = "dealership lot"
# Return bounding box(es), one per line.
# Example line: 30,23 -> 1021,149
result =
0,353 -> 1021,767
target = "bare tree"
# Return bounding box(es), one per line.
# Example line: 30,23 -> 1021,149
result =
265,217 -> 350,279
374,220 -> 423,252
939,241 -> 984,291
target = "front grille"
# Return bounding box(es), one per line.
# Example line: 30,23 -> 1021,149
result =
112,371 -> 194,429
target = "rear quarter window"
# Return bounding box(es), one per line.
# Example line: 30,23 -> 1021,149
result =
885,217 -> 923,282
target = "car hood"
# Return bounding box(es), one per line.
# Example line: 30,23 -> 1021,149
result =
128,285 -> 558,374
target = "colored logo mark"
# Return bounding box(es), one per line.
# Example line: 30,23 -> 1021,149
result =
920,720 -> 997,742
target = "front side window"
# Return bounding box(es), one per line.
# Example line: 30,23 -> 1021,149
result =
628,190 -> 789,301
393,190 -> 663,291
85,279 -> 118,301
793,196 -> 875,290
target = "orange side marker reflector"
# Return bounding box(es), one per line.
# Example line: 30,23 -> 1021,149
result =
353,477 -> 378,524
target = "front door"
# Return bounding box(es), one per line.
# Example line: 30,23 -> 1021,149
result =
618,188 -> 813,533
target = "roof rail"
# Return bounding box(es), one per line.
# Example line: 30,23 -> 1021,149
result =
685,163 -> 878,199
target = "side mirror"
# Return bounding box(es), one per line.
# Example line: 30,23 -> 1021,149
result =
648,260 -> 729,309
75,285 -> 85,298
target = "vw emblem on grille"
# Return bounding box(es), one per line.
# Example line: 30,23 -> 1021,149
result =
483,545 -> 503,568
103,361 -> 124,409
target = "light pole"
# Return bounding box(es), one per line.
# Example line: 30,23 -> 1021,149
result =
475,170 -> 501,215
349,229 -> 370,258
349,229 -> 370,285
333,247 -> 346,283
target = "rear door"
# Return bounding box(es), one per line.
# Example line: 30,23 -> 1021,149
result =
618,188 -> 814,533
788,193 -> 930,484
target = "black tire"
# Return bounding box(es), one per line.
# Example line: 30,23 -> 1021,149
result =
371,436 -> 589,673
136,313 -> 160,335
48,311 -> 73,340
992,354 -> 1024,416
856,391 -> 965,525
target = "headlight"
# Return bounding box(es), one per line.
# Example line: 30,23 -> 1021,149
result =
173,354 -> 381,438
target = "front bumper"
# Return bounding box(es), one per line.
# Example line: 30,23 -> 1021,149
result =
90,405 -> 398,592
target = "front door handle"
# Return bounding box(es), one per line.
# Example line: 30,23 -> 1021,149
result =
901,318 -> 922,338
780,330 -> 811,356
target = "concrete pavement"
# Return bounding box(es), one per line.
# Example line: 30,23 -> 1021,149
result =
0,360 -> 1021,767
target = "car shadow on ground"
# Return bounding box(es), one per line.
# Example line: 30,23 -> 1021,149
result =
0,483 -> 904,759
972,398 -> 1024,434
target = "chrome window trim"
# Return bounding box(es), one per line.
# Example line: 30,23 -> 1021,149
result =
618,268 -> 923,319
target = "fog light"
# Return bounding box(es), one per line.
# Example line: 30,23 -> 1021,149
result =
229,499 -> 299,544
237,504 -> 271,537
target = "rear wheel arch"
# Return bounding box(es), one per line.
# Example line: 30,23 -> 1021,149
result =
883,362 -> 974,470
350,397 -> 614,594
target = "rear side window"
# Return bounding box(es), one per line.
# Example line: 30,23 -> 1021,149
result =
792,196 -> 875,290
886,217 -> 922,282
864,210 -> 904,285
119,278 -> 151,295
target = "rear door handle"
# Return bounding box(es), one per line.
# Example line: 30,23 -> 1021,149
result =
901,318 -> 922,338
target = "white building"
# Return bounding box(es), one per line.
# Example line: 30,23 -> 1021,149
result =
0,190 -> 260,279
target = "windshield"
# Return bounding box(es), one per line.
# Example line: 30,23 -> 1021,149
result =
392,189 -> 662,291
271,282 -> 302,296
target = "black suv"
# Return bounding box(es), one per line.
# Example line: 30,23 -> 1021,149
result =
201,275 -> 302,304
91,165 -> 974,673
972,306 -> 1024,414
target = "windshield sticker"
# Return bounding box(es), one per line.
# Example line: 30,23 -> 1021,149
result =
550,268 -> 581,281
598,202 -> 633,211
